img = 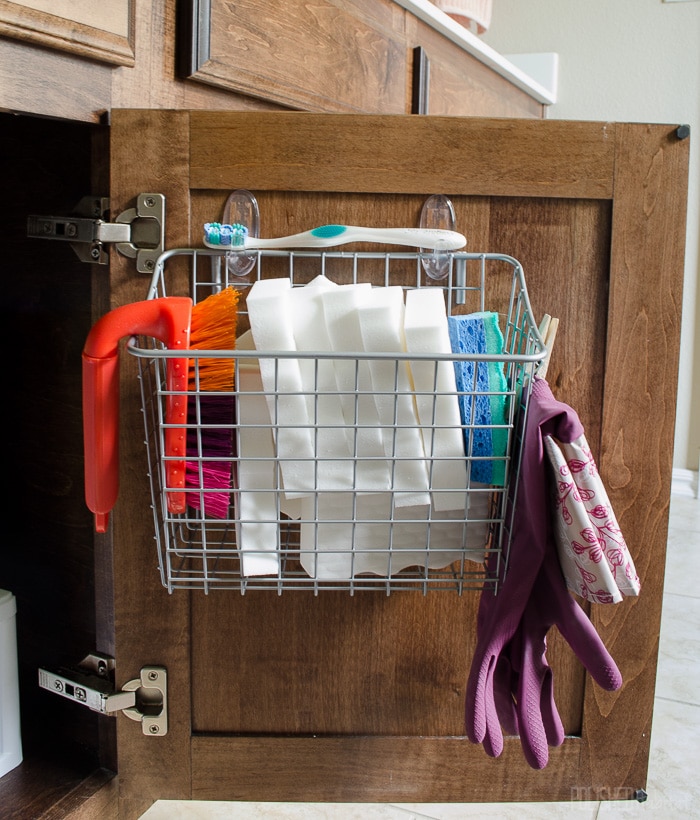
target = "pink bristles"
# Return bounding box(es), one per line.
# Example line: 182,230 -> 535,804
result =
185,462 -> 233,518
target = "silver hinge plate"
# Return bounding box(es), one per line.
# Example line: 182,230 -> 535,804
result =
26,193 -> 165,273
38,653 -> 168,736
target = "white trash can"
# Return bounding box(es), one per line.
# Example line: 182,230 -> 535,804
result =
0,589 -> 22,778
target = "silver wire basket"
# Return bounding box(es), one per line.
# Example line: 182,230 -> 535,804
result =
128,247 -> 546,594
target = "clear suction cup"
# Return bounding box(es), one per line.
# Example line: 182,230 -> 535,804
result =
420,194 -> 458,281
223,189 -> 259,278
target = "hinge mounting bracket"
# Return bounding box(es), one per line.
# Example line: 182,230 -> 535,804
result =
38,653 -> 168,736
26,193 -> 165,273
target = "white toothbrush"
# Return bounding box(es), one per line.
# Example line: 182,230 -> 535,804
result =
203,222 -> 466,251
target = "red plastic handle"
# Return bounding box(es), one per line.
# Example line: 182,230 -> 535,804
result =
82,297 -> 192,532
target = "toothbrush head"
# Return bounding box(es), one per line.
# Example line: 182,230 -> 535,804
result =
228,223 -> 249,248
203,222 -> 249,247
203,222 -> 222,245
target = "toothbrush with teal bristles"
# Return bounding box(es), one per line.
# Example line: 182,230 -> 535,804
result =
203,222 -> 467,251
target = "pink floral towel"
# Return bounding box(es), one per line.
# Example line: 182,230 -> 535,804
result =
544,434 -> 640,604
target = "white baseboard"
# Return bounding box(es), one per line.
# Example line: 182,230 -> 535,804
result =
672,468 -> 698,498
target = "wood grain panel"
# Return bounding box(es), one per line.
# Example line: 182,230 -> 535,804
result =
193,592 -> 477,735
109,110 -> 193,803
189,112 -> 616,198
191,735 -> 583,802
0,0 -> 134,66
484,196 -> 613,732
487,197 -> 611,432
111,0 -> 285,113
406,16 -> 543,118
178,0 -> 546,117
0,0 -> 284,123
185,0 -> 407,113
580,123 -> 689,792
0,36 -> 113,122
1,0 -> 549,124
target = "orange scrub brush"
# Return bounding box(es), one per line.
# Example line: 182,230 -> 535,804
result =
185,286 -> 240,518
82,289 -> 239,533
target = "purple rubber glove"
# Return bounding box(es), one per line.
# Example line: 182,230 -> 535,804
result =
493,595 -> 566,768
488,614 -> 565,766
534,545 -> 623,692
487,514 -> 623,769
465,378 -> 584,752
476,650 -> 517,759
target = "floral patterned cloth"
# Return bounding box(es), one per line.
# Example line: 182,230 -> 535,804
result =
544,433 -> 640,604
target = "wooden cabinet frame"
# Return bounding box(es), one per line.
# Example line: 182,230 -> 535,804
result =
105,111 -> 688,818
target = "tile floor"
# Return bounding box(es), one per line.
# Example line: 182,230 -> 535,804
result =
141,494 -> 700,819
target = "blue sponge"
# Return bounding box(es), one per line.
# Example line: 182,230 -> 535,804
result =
447,312 -> 508,485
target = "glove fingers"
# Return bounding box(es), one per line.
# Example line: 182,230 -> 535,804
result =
480,653 -> 504,758
465,652 -> 500,746
482,705 -> 505,759
516,641 -> 551,769
464,658 -> 487,743
540,550 -> 623,691
553,594 -> 623,691
540,665 -> 565,748
481,653 -> 505,757
493,654 -> 519,737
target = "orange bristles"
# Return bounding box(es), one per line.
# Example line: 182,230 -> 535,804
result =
189,286 -> 240,391
185,286 -> 240,518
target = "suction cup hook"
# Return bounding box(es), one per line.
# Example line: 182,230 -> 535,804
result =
223,189 -> 260,278
420,194 -> 457,281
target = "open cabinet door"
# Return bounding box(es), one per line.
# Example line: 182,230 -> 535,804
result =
105,111 -> 688,818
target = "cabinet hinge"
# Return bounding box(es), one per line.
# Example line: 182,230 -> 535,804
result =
38,653 -> 168,736
26,193 -> 165,273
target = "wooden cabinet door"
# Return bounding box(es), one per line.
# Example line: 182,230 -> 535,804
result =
105,110 -> 688,819
0,0 -> 134,65
0,0 -> 133,121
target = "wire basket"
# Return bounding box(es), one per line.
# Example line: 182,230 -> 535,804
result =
128,247 -> 545,594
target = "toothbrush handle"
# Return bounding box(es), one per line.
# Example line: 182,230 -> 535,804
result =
259,226 -> 466,250
82,297 -> 192,532
336,227 -> 466,250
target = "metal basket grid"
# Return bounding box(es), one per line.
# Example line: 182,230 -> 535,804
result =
129,248 -> 545,594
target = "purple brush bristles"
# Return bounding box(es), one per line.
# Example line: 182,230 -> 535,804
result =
185,393 -> 236,518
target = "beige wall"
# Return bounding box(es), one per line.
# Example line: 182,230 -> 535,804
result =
484,0 -> 700,475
